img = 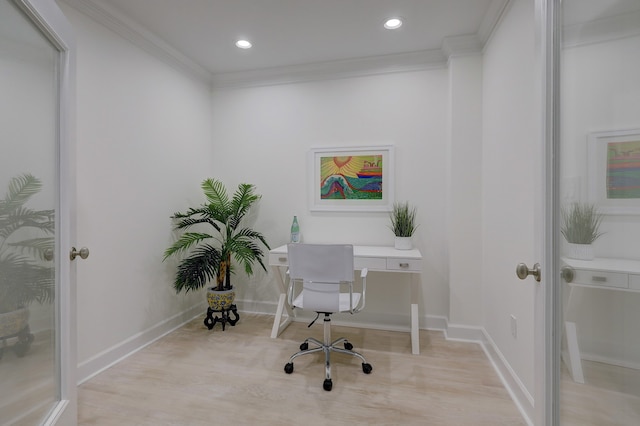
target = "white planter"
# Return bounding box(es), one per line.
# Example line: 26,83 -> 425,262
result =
566,243 -> 594,261
394,236 -> 413,250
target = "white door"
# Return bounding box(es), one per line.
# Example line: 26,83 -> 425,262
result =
0,0 -> 77,424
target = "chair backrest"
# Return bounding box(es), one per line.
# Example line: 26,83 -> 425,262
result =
287,243 -> 354,283
287,244 -> 355,313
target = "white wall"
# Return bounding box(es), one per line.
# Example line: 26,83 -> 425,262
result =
210,70 -> 451,326
60,4 -> 214,381
482,0 -> 537,408
561,33 -> 640,366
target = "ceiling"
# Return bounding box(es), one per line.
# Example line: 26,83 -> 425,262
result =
64,0 -> 640,86
72,0 -> 502,78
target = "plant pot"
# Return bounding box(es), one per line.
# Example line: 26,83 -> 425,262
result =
394,236 -> 413,250
0,307 -> 29,338
206,287 -> 236,311
566,243 -> 594,261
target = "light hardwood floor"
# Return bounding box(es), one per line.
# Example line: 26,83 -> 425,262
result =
78,313 -> 525,425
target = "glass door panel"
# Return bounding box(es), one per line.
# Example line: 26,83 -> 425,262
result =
0,0 -> 58,423
558,1 -> 640,424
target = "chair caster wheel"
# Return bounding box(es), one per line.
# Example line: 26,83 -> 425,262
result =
362,363 -> 373,374
300,342 -> 309,351
323,379 -> 332,391
284,363 -> 294,374
344,342 -> 353,350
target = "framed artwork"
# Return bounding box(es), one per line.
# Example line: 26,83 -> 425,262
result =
308,145 -> 394,212
588,129 -> 640,214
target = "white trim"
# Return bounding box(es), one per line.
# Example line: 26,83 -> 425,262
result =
580,351 -> 640,372
442,35 -> 483,60
59,0 -> 510,89
481,330 -> 535,426
478,0 -> 512,45
563,10 -> 640,49
76,302 -> 205,384
212,50 -> 447,89
59,0 -> 212,85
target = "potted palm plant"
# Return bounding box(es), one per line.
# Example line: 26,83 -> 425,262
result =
561,202 -> 604,260
0,173 -> 54,358
163,178 -> 270,329
389,201 -> 418,250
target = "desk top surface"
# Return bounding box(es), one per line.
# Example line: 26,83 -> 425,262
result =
270,244 -> 422,260
562,257 -> 640,274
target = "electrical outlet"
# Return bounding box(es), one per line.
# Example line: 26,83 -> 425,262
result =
510,315 -> 517,339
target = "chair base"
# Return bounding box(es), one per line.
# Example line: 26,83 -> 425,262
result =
283,314 -> 372,391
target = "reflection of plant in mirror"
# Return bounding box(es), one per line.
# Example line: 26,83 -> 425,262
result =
560,203 -> 604,244
0,174 -> 55,314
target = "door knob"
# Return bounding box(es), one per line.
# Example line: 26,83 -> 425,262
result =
43,248 -> 54,261
70,246 -> 89,261
516,262 -> 541,282
561,266 -> 574,283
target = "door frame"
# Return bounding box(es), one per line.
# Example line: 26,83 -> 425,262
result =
534,0 -> 560,425
12,0 -> 77,424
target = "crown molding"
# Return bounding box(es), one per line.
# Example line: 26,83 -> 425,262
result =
441,35 -> 483,60
211,49 -> 447,89
563,10 -> 640,49
59,0 -> 511,90
477,0 -> 511,46
59,0 -> 212,85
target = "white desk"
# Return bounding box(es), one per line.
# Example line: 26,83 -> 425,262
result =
562,257 -> 640,383
269,244 -> 423,354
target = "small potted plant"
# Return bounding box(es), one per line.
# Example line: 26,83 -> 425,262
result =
561,202 -> 603,260
389,201 -> 418,250
163,178 -> 270,329
0,173 -> 55,358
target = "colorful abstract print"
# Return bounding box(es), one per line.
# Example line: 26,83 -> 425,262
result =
320,155 -> 383,200
607,140 -> 640,199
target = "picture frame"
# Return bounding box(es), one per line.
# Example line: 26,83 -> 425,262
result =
587,129 -> 640,214
308,145 -> 394,212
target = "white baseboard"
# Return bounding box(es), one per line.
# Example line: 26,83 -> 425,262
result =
578,352 -> 640,371
76,302 -> 206,384
480,330 -> 534,426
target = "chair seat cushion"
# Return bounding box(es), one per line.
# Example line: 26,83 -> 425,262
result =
292,292 -> 361,313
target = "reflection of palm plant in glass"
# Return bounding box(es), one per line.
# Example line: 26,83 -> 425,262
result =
389,202 -> 418,237
561,203 -> 604,244
0,174 -> 55,314
163,179 -> 270,293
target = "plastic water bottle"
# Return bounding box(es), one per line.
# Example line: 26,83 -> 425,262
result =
290,216 -> 300,243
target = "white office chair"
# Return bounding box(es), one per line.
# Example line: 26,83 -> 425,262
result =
283,243 -> 372,391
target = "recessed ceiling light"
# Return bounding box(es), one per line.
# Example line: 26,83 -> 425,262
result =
235,39 -> 252,49
384,18 -> 403,30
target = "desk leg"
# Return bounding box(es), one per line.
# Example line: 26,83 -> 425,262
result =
565,321 -> 584,383
411,273 -> 420,355
562,284 -> 584,383
270,265 -> 294,338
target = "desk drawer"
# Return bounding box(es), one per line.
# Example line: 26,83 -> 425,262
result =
355,257 -> 387,271
386,258 -> 421,272
573,269 -> 628,289
269,253 -> 288,267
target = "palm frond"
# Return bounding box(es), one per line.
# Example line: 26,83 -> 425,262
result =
163,232 -> 214,259
0,174 -> 42,216
202,178 -> 231,212
8,237 -> 55,260
173,245 -> 221,293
